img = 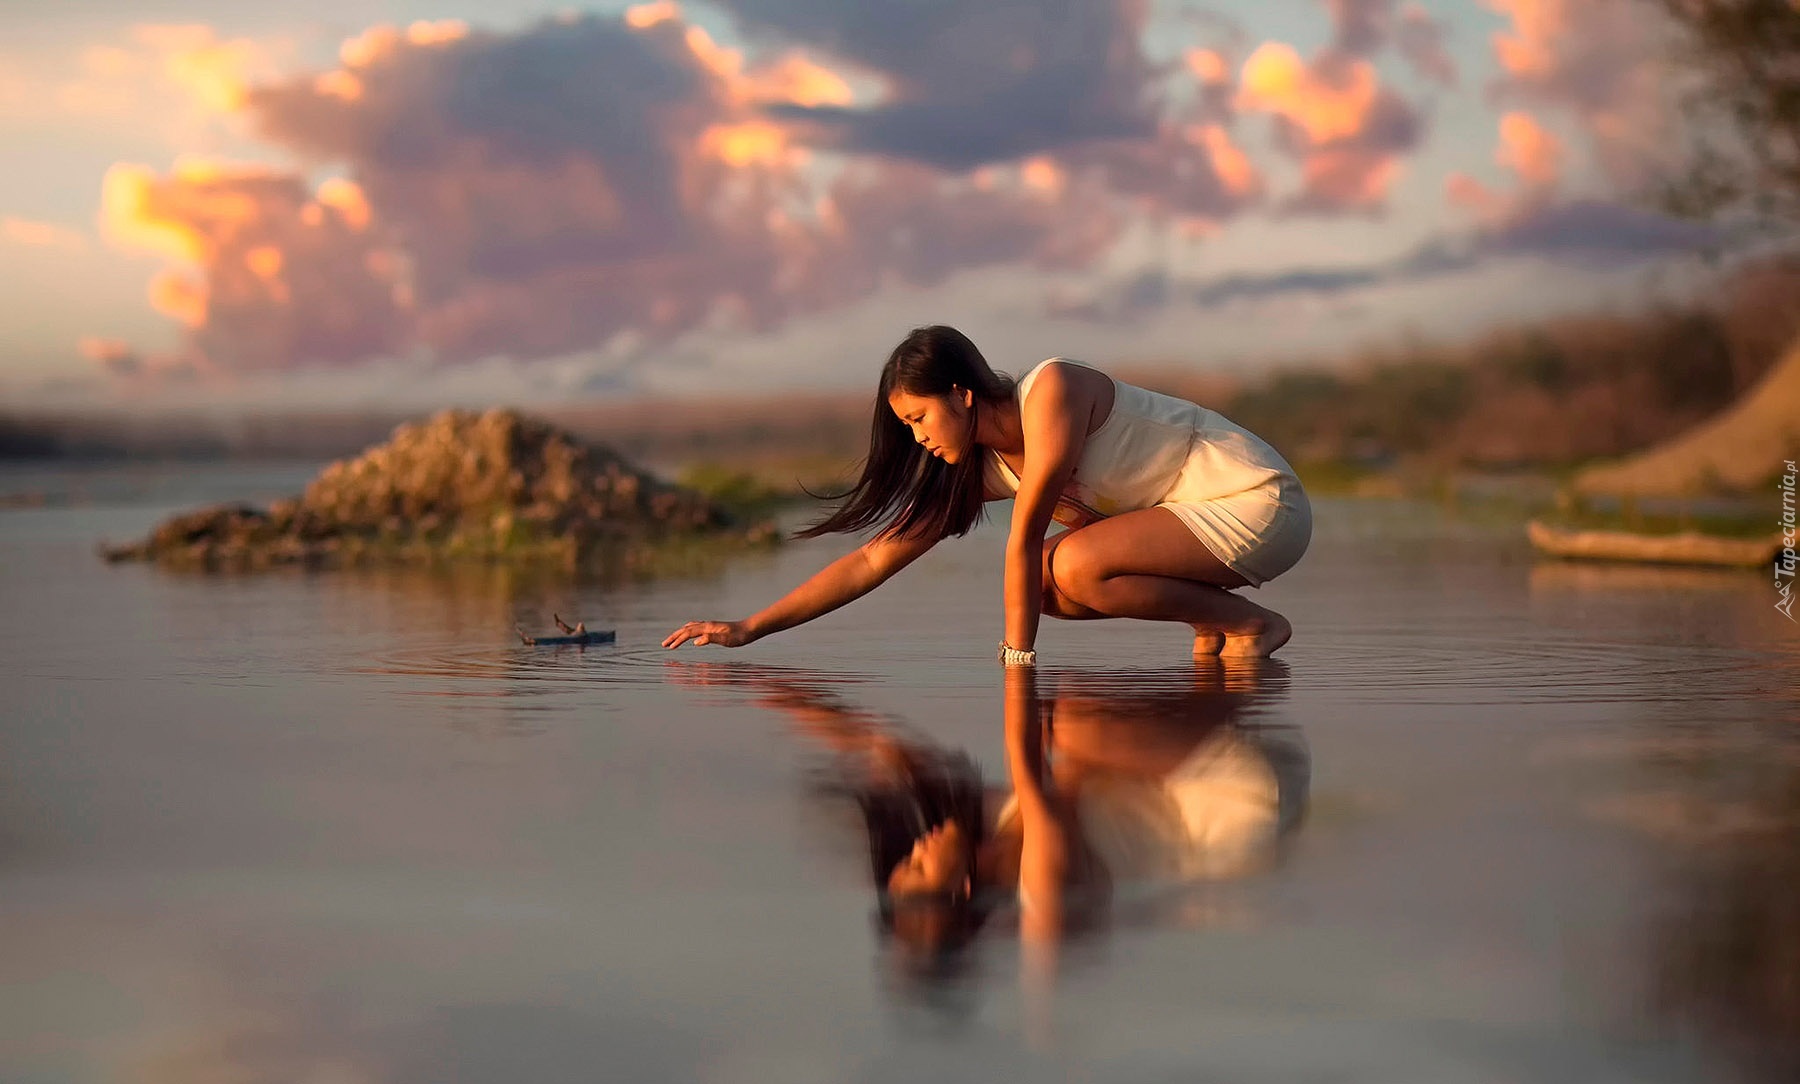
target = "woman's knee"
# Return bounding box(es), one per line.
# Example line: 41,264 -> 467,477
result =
1041,580 -> 1102,619
1047,532 -> 1108,599
1042,531 -> 1106,616
1041,570 -> 1103,618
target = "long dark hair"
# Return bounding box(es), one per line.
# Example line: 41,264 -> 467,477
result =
798,325 -> 1016,542
812,740 -> 992,955
855,747 -> 987,898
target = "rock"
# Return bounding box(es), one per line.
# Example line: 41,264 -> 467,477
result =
103,407 -> 776,571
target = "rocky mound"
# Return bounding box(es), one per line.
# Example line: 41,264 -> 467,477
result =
102,408 -> 774,570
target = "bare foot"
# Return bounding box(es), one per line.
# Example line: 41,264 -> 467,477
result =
1191,625 -> 1226,657
1219,610 -> 1291,658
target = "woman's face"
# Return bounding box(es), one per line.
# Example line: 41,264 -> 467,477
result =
887,818 -> 971,896
888,388 -> 973,464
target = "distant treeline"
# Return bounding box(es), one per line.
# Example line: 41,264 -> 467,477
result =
0,395 -> 872,474
0,411 -> 404,462
1207,259 -> 1800,473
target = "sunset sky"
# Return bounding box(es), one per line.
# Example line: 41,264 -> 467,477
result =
0,0 -> 1722,410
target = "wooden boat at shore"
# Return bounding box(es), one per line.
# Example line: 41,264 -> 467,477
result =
1526,519 -> 1785,568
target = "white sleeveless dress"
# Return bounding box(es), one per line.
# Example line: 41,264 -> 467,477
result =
994,727 -> 1287,885
983,358 -> 1311,587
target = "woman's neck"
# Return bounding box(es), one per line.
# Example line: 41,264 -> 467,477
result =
975,394 -> 1024,457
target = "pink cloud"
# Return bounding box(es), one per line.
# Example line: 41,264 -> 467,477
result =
1482,0 -> 1669,187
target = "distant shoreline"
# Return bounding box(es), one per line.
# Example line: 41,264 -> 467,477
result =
8,255 -> 1798,505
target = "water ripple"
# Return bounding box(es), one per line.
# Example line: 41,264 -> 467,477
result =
1291,630 -> 1795,706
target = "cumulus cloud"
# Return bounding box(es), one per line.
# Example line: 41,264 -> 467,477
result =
1322,0 -> 1461,88
237,11 -> 1139,363
1326,0 -> 1394,56
1236,43 -> 1423,212
1447,110 -> 1564,217
25,23 -> 289,139
710,0 -> 1161,167
1481,0 -> 1670,186
99,160 -> 408,370
90,3 -> 1294,378
1443,0 -> 1690,261
1234,0 -> 1427,213
79,1 -> 1696,388
93,13 -> 828,372
1325,0 -> 1455,86
1495,110 -> 1563,190
1396,4 -> 1457,86
708,0 -> 1265,229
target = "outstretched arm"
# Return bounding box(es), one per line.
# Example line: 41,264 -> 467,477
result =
733,673 -> 929,781
663,530 -> 938,648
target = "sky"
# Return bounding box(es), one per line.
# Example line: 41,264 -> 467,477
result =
0,0 -> 1727,410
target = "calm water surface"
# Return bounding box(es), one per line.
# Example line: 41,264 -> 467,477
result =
3,463 -> 1798,1083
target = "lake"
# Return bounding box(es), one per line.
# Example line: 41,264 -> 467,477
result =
3,461 -> 1797,1083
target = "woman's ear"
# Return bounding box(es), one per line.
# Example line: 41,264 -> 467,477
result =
959,386 -> 974,409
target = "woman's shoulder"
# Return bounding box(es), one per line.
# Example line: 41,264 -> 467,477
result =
1019,357 -> 1109,403
1024,355 -> 1103,377
1017,357 -> 1058,393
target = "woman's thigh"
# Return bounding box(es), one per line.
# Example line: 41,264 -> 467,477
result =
1051,507 -> 1250,590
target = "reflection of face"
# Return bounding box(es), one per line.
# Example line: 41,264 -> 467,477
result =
888,389 -> 972,464
887,818 -> 970,896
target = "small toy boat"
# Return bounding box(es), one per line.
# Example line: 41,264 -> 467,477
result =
516,614 -> 616,646
1526,520 -> 1784,569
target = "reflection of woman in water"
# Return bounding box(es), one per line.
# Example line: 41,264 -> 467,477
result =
689,659 -> 1308,959
665,325 -> 1311,660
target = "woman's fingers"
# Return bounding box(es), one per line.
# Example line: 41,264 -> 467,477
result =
663,621 -> 734,649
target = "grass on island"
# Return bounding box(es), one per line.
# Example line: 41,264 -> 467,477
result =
1533,499 -> 1777,540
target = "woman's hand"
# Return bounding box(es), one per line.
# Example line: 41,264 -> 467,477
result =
662,620 -> 757,649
